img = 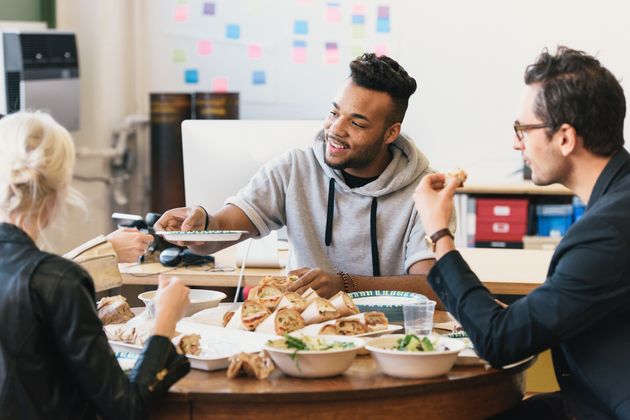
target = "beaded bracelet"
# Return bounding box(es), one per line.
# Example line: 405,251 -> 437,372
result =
337,271 -> 357,293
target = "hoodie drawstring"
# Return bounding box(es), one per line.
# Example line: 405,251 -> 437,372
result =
370,197 -> 381,276
324,177 -> 380,276
325,178 -> 335,246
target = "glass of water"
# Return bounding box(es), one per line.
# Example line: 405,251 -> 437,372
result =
403,298 -> 436,336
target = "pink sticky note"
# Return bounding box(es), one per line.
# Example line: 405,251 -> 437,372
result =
325,6 -> 341,22
293,48 -> 307,64
352,4 -> 366,14
247,43 -> 263,59
212,77 -> 229,92
325,48 -> 339,64
174,5 -> 189,22
374,44 -> 389,57
197,40 -> 213,56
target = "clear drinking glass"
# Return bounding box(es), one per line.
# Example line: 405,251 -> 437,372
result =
402,298 -> 436,336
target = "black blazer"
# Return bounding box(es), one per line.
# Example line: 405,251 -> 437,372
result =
429,149 -> 630,419
0,223 -> 189,419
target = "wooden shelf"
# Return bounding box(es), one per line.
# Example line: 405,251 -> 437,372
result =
458,183 -> 572,196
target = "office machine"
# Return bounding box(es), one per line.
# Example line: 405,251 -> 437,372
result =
0,30 -> 80,130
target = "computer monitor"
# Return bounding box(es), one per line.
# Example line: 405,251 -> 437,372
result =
181,119 -> 323,216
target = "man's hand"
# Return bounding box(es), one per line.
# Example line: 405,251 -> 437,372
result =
413,173 -> 460,236
153,206 -> 207,247
106,228 -> 154,263
286,267 -> 344,298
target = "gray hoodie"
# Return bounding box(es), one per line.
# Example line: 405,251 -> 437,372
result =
226,129 -> 441,276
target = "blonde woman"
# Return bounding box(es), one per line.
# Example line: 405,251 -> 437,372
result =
0,112 -> 191,419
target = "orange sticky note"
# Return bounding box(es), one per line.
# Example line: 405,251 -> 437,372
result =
212,77 -> 229,92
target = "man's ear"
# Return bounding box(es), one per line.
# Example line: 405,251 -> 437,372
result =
384,122 -> 401,144
557,123 -> 578,157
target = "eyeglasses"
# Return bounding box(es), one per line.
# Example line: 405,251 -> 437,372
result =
513,121 -> 550,141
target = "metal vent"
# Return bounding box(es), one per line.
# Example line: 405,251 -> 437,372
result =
6,72 -> 20,112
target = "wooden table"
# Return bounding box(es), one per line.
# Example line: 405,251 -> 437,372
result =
153,355 -> 533,420
121,246 -> 553,295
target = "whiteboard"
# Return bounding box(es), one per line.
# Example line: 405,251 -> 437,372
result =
148,0 -> 630,183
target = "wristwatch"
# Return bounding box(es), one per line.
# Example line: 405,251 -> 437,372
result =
425,228 -> 454,252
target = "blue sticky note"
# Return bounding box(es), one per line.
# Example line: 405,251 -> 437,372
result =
185,69 -> 198,84
226,24 -> 240,39
252,70 -> 266,85
293,40 -> 307,48
294,20 -> 308,35
376,18 -> 390,33
351,15 -> 365,24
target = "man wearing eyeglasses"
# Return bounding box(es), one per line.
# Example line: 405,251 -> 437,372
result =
414,47 -> 630,419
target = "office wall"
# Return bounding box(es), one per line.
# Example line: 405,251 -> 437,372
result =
0,1 -> 41,21
144,0 -> 630,183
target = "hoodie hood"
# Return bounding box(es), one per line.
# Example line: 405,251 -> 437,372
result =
313,128 -> 430,197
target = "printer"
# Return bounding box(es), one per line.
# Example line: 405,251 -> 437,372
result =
0,30 -> 79,130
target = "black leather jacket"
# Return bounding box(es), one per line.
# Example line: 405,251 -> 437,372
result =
0,223 -> 190,419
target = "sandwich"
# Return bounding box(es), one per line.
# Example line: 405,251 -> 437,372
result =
173,333 -> 202,356
255,307 -> 305,335
301,287 -> 321,303
276,291 -> 308,313
336,318 -> 368,335
96,295 -> 135,325
255,284 -> 284,311
329,291 -> 360,317
240,300 -> 271,331
363,311 -> 389,332
301,297 -> 339,325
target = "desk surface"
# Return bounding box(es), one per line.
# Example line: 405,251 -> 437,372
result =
122,247 -> 553,295
458,182 -> 572,196
154,354 -> 533,419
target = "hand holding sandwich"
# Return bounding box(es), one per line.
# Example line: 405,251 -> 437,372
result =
286,267 -> 343,298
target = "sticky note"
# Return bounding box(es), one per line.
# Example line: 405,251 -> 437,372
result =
185,69 -> 199,84
293,41 -> 307,64
212,77 -> 229,92
226,24 -> 240,40
247,43 -> 263,59
352,4 -> 366,14
352,24 -> 365,39
377,6 -> 390,18
325,3 -> 341,22
197,40 -> 213,56
374,44 -> 388,57
325,43 -> 339,64
252,70 -> 266,85
174,5 -> 189,22
173,49 -> 186,63
351,44 -> 364,58
294,20 -> 309,35
247,0 -> 262,15
351,15 -> 365,24
202,2 -> 215,15
376,18 -> 390,33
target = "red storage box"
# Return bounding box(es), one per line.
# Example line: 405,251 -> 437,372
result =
475,198 -> 528,242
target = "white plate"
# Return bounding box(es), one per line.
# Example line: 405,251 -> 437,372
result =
155,230 -> 248,242
109,320 -> 277,371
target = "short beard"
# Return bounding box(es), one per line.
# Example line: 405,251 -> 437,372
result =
322,135 -> 385,171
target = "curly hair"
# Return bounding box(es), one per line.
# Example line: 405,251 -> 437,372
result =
349,53 -> 417,124
525,46 -> 625,156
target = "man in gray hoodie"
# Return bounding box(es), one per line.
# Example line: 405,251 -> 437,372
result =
154,53 -> 444,302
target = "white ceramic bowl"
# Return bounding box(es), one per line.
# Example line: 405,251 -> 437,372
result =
138,289 -> 226,317
263,335 -> 364,378
366,334 -> 466,379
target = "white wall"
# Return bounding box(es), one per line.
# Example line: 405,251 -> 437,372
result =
52,0 -> 140,253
